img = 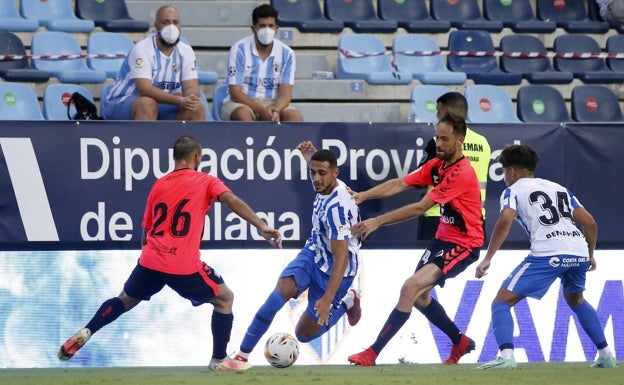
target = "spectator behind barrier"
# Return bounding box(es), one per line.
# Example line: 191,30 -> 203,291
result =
221,4 -> 303,122
100,5 -> 205,121
597,0 -> 624,24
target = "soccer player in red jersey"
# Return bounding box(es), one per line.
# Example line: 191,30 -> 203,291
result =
347,114 -> 484,366
58,136 -> 282,369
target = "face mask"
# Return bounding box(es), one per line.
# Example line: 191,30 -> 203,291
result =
159,24 -> 180,46
256,27 -> 276,46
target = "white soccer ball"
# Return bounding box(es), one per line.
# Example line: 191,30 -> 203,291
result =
264,332 -> 299,368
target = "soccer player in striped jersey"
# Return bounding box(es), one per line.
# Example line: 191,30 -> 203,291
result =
217,141 -> 361,371
347,114 -> 484,366
475,144 -> 617,369
102,6 -> 205,121
58,136 -> 282,369
220,4 -> 303,122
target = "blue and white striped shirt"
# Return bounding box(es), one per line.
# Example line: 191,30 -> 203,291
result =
305,180 -> 361,277
106,33 -> 198,103
224,34 -> 295,102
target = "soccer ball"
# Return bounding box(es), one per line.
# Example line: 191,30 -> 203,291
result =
264,332 -> 299,368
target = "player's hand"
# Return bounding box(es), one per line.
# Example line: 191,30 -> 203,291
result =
269,107 -> 280,122
351,218 -> 379,240
587,256 -> 597,271
475,260 -> 490,278
296,141 -> 317,163
346,186 -> 365,205
181,94 -> 201,111
259,106 -> 275,121
261,227 -> 283,248
313,297 -> 332,326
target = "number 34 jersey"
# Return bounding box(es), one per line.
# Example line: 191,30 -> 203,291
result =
500,177 -> 589,258
139,169 -> 232,274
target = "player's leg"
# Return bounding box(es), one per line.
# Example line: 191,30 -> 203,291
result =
562,262 -> 617,368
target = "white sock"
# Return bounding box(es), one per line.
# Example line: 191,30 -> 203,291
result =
598,347 -> 611,359
342,291 -> 354,310
501,348 -> 514,360
236,351 -> 250,360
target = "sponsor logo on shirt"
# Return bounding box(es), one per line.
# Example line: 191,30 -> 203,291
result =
134,57 -> 144,69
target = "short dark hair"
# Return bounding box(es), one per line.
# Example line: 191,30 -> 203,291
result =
311,149 -> 338,168
173,136 -> 201,161
437,92 -> 468,119
252,4 -> 278,24
438,113 -> 467,138
499,144 -> 538,172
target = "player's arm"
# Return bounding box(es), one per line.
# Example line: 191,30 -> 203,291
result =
350,177 -> 410,205
572,206 -> 598,270
314,239 -> 349,326
351,195 -> 436,239
218,191 -> 282,248
475,208 -> 515,278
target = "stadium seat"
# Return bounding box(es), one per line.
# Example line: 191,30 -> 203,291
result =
571,85 -> 624,122
429,0 -> 503,31
408,85 -> 452,123
0,31 -> 50,83
200,90 -> 213,121
482,0 -> 556,33
75,0 -> 150,32
212,84 -> 228,121
43,83 -> 96,120
0,82 -> 44,120
499,35 -> 573,84
99,83 -> 113,119
606,34 -> 624,72
516,85 -> 571,123
179,36 -> 218,85
535,0 -> 609,33
447,30 -> 522,85
87,32 -> 134,79
31,31 -> 107,83
392,34 -> 466,85
377,0 -> 451,33
553,34 -> 624,83
464,85 -> 520,123
324,0 -> 398,33
337,34 -> 412,85
270,0 -> 343,33
0,0 -> 39,31
20,0 -> 95,32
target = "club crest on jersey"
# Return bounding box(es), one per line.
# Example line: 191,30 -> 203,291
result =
228,66 -> 237,77
273,63 -> 281,73
134,57 -> 144,69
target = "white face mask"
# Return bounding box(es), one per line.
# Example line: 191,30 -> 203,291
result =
256,27 -> 276,46
159,24 -> 180,46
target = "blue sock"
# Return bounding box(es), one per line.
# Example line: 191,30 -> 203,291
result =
240,290 -> 287,353
370,308 -> 410,355
418,298 -> 462,344
211,311 -> 233,360
492,302 -> 514,350
85,297 -> 126,334
572,300 -> 608,349
297,302 -> 348,343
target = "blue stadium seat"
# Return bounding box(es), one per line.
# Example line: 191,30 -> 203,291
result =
324,0 -> 397,33
0,31 -> 50,83
553,34 -> 624,83
212,84 -> 228,121
0,82 -> 44,120
87,32 -> 134,79
0,0 -> 39,31
179,36 -> 218,85
270,0 -> 343,33
571,85 -> 624,122
75,0 -> 150,32
408,85 -> 452,123
447,30 -> 522,85
430,0 -> 503,31
393,34 -> 465,85
606,34 -> 624,72
517,85 -> 571,123
377,0 -> 451,33
200,90 -> 213,121
535,0 -> 609,33
20,0 -> 95,32
43,83 -> 95,120
500,35 -> 573,84
337,34 -> 412,85
482,0 -> 556,33
99,83 -> 113,119
31,31 -> 107,83
464,84 -> 520,123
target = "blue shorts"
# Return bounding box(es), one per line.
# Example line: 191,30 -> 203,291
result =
124,262 -> 225,306
416,238 -> 481,288
502,255 -> 589,299
102,95 -> 180,120
280,248 -> 354,321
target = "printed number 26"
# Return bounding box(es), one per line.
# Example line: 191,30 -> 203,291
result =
150,199 -> 191,237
